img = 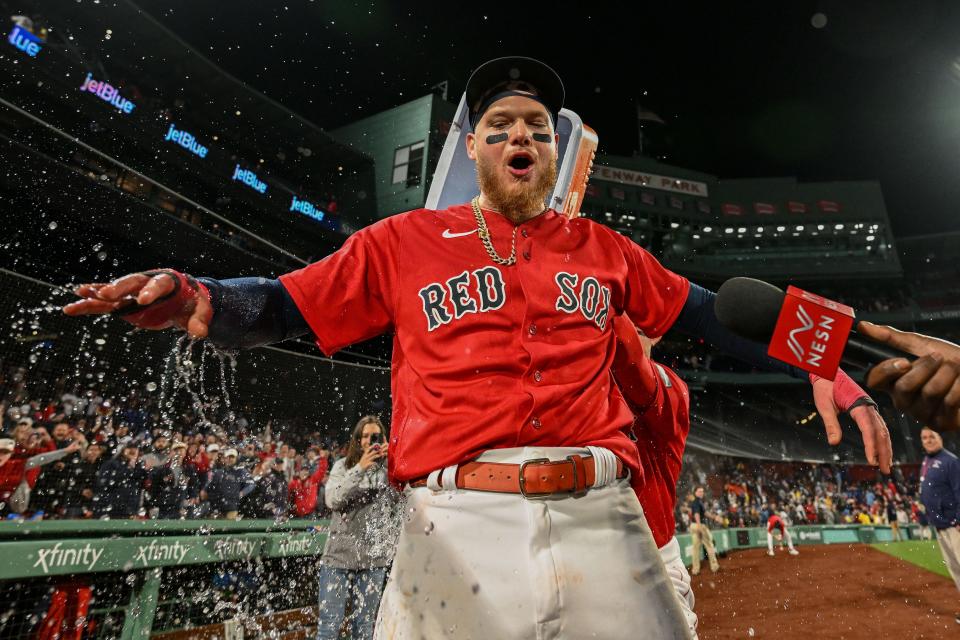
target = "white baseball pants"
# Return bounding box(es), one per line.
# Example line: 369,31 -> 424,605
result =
375,446 -> 691,639
767,528 -> 796,553
659,536 -> 699,639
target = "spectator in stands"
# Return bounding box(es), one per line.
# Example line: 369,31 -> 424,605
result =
0,437 -> 80,516
317,415 -> 394,640
31,425 -> 87,517
93,443 -> 146,519
688,486 -> 720,576
64,442 -> 104,518
147,441 -> 197,519
883,499 -> 902,541
49,422 -> 77,449
11,420 -> 54,486
244,457 -> 289,519
142,433 -> 170,470
204,443 -> 220,473
918,426 -> 960,622
289,450 -> 329,518
101,423 -> 131,456
202,448 -> 253,520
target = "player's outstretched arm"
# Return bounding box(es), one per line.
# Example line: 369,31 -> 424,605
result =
859,321 -> 960,431
64,270 -> 310,350
811,370 -> 893,473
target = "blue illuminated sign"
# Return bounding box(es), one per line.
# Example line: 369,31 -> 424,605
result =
290,196 -> 325,222
231,164 -> 267,194
164,124 -> 208,158
8,25 -> 42,57
79,73 -> 135,114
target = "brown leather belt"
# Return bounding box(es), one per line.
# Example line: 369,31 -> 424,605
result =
409,455 -> 626,497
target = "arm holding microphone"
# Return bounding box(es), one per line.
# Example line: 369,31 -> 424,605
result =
677,279 -> 893,472
712,276 -> 959,433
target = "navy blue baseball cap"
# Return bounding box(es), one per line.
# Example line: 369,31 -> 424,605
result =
466,56 -> 565,129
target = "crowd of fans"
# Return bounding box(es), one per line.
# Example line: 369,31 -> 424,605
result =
674,453 -> 932,537
0,381 -> 349,521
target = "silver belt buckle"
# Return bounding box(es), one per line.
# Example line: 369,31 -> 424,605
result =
517,458 -> 551,498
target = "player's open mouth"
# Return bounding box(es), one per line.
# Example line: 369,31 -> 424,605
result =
507,152 -> 535,177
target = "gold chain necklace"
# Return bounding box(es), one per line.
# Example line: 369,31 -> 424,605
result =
472,196 -> 517,266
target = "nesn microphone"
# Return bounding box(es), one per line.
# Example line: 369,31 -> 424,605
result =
714,277 -> 913,381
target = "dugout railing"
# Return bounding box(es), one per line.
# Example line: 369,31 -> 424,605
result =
0,520 -> 925,638
0,519 -> 329,639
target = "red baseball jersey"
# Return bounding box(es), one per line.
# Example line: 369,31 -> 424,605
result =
279,203 -> 689,484
767,514 -> 785,533
611,317 -> 691,548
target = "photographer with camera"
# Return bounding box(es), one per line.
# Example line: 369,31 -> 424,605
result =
317,415 -> 394,640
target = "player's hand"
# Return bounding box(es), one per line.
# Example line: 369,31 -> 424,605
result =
811,371 -> 893,474
859,322 -> 960,431
358,445 -> 387,471
63,270 -> 212,339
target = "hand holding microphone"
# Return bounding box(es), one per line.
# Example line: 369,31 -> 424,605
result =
715,277 -> 960,431
858,322 -> 960,431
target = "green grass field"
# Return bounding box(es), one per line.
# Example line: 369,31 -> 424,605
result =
871,540 -> 951,579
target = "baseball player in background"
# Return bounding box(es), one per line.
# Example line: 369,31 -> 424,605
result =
64,55 -> 897,639
611,313 -> 699,638
766,511 -> 800,557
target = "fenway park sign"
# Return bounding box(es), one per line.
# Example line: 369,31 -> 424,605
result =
592,165 -> 710,197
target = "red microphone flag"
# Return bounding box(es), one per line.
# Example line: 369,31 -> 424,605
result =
767,286 -> 855,380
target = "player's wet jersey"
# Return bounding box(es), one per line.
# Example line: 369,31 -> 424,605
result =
280,203 -> 689,484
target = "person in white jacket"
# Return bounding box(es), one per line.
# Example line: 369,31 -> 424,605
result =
317,416 -> 397,640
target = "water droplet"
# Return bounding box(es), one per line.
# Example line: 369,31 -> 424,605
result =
48,221 -> 58,230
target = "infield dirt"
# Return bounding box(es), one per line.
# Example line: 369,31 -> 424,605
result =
692,544 -> 957,639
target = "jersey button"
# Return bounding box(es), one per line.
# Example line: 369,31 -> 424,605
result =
533,370 -> 542,382
521,229 -> 529,238
528,323 -> 537,336
531,417 -> 542,430
522,250 -> 531,261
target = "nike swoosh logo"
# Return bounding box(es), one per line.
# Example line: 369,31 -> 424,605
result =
442,229 -> 478,239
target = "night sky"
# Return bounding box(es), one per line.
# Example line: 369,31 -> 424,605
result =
153,0 -> 960,237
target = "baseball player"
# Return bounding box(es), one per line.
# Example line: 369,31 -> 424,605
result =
610,313 -> 699,638
766,511 -> 800,556
63,56 -> 894,639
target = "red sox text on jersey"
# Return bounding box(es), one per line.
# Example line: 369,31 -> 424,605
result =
279,203 -> 689,484
418,267 -> 611,332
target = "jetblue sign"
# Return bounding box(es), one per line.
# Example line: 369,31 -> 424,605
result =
164,124 -> 208,158
231,165 -> 267,194
290,196 -> 325,222
8,25 -> 42,57
80,73 -> 135,114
